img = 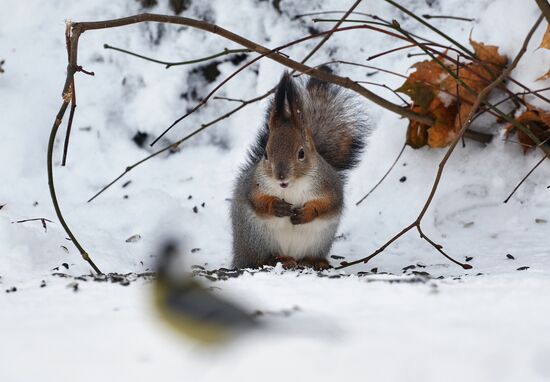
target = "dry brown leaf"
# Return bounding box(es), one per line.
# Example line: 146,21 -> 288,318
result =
427,98 -> 459,148
539,23 -> 550,50
506,104 -> 550,153
408,59 -> 447,86
399,39 -> 507,149
397,59 -> 448,112
470,38 -> 507,66
406,106 -> 429,148
536,68 -> 550,81
405,97 -> 458,148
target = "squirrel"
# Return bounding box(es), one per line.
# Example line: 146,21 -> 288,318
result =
231,71 -> 369,270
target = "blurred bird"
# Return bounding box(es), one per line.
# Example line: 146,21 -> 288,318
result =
152,241 -> 256,344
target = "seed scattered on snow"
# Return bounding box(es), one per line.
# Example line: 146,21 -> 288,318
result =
506,254 -> 515,260
517,266 -> 530,271
535,218 -> 547,224
125,234 -> 142,243
193,206 -> 199,213
465,256 -> 473,262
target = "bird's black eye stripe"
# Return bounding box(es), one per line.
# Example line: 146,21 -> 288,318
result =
298,147 -> 305,160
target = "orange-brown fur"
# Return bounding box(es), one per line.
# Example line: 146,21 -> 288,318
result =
291,197 -> 338,225
250,191 -> 293,217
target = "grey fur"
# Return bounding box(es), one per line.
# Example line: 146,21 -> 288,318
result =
231,73 -> 369,269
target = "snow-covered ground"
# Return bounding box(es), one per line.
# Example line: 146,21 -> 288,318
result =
1,1 -> 549,381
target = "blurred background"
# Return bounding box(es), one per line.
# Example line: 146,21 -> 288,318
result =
1,1 -> 549,381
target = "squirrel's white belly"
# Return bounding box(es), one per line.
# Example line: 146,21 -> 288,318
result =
263,215 -> 339,259
260,176 -> 339,259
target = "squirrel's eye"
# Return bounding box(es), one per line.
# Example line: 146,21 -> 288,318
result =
263,151 -> 268,160
298,147 -> 305,161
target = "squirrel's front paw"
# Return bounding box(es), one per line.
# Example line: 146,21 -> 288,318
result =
272,198 -> 293,217
290,205 -> 317,225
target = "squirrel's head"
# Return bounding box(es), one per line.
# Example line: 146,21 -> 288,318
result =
262,72 -> 317,189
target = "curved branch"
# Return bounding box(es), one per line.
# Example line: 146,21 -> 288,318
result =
73,14 -> 433,130
48,100 -> 102,273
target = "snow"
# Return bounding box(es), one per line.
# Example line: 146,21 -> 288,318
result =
1,0 -> 549,381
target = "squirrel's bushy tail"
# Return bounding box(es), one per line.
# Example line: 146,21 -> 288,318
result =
302,74 -> 370,171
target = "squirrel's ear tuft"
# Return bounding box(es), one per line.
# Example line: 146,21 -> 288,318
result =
271,72 -> 301,125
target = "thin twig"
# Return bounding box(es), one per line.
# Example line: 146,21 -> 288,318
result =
104,44 -> 251,68
213,96 -> 247,103
473,86 -> 550,124
293,10 -> 378,20
312,17 -> 435,44
16,218 -> 54,223
356,142 -> 407,206
15,218 -> 53,233
384,0 -> 476,58
503,154 -> 548,203
422,14 -> 475,22
300,0 -> 362,64
355,80 -> 410,105
320,60 -> 408,78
